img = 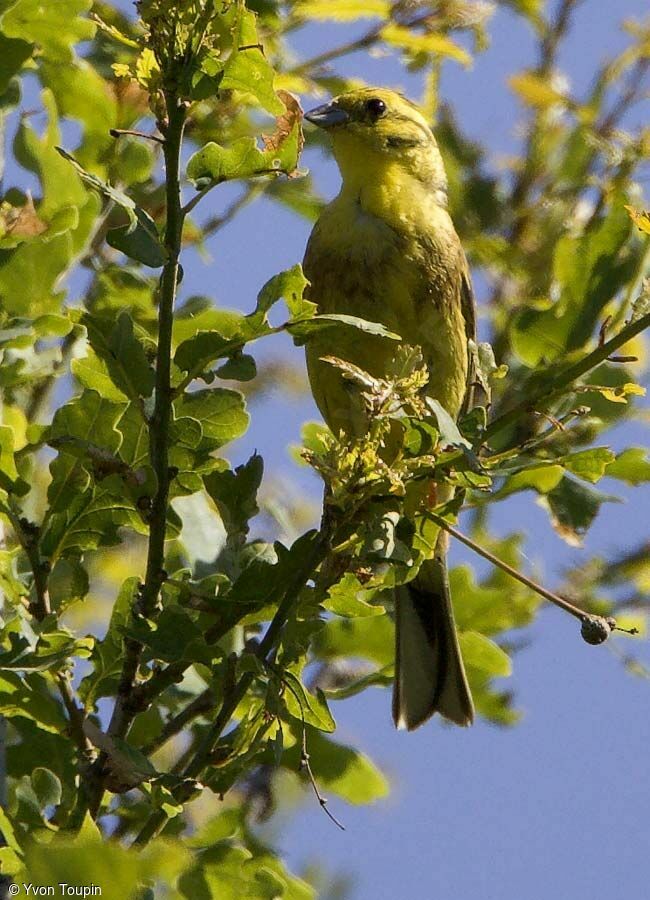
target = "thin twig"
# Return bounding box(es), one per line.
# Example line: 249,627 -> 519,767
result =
201,182 -> 264,236
290,10 -> 436,74
428,512 -> 639,640
300,726 -> 345,831
483,311 -> 650,443
183,172 -> 277,219
270,666 -> 345,831
141,688 -> 216,757
55,673 -> 93,759
109,128 -> 165,145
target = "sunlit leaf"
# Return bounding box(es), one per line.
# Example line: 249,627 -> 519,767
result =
606,448 -> 650,484
382,24 -> 471,66
293,0 -> 390,21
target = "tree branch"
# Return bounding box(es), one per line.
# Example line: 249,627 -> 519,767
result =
132,532 -> 329,846
109,128 -> 165,145
83,91 -> 188,820
141,688 -> 215,757
483,311 -> 650,444
428,512 -> 639,642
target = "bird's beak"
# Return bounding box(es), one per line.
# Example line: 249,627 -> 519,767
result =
304,101 -> 349,129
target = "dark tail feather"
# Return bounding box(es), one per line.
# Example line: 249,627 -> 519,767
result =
392,545 -> 474,730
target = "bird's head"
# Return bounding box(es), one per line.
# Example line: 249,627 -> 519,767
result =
305,88 -> 447,198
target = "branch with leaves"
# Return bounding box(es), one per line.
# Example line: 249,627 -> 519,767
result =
0,1 -> 648,896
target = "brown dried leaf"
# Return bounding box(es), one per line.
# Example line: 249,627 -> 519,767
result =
262,89 -> 304,163
0,195 -> 47,239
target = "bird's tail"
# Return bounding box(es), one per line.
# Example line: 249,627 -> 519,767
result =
392,538 -> 474,730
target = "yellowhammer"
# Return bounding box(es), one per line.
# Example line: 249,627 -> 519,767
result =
303,88 -> 475,729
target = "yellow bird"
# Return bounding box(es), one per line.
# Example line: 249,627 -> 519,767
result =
303,88 -> 475,729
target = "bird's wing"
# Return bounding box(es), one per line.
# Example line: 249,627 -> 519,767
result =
459,255 -> 478,414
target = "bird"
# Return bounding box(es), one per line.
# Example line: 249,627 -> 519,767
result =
302,87 -> 475,730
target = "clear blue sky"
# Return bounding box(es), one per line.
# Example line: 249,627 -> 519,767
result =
27,1 -> 650,896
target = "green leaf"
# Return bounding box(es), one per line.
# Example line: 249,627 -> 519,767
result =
426,398 -> 471,448
0,624 -> 92,673
510,72 -> 567,108
312,615 -> 393,667
561,447 -> 615,483
323,665 -> 394,701
494,463 -> 564,498
46,395 -> 125,482
31,767 -> 62,808
257,264 -> 311,319
173,304 -> 247,343
48,557 -> 90,610
55,147 -> 138,229
1,94 -> 99,316
174,389 -> 249,452
204,454 -> 263,538
125,605 -> 216,668
220,8 -> 283,114
106,207 -> 165,268
324,573 -> 386,618
41,56 -> 117,168
0,34 -> 32,95
0,672 -> 67,733
216,352 -> 257,381
174,328 -> 242,376
186,134 -> 296,187
606,448 -> 650,484
0,314 -> 71,350
71,347 -> 131,402
460,631 -> 512,678
401,418 -> 440,456
511,198 -> 634,365
179,843 -> 313,900
0,805 -> 22,855
24,827 -> 191,900
451,553 -> 539,635
1,0 -> 95,63
288,312 -> 401,344
500,0 -> 543,25
187,88 -> 302,187
291,729 -> 389,805
83,720 -> 157,790
281,669 -> 336,733
41,489 -> 143,560
80,312 -> 155,401
542,476 -> 620,546
0,424 -> 28,494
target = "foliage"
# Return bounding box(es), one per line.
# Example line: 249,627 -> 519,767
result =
0,0 -> 648,895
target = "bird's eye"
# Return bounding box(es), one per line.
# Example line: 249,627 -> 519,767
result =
365,98 -> 386,119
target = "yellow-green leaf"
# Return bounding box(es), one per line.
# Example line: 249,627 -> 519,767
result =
509,72 -> 567,108
382,24 -> 471,66
293,0 -> 390,21
594,382 -> 645,404
624,205 -> 650,235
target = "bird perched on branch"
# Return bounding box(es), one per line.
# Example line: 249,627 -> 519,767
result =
303,87 -> 475,730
